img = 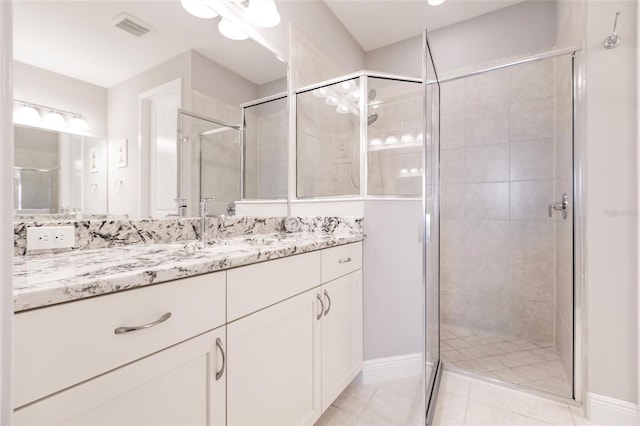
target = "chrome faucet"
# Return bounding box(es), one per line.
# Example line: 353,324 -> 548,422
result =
200,197 -> 216,243
175,198 -> 187,218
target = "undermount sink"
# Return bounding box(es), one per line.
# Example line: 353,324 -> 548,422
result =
181,235 -> 288,254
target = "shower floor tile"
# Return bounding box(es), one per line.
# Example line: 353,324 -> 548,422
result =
440,324 -> 572,398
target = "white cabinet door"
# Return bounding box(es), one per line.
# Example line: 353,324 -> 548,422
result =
227,289 -> 322,426
321,270 -> 363,411
14,328 -> 226,426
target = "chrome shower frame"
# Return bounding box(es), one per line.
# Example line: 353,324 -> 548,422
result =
292,70 -> 422,201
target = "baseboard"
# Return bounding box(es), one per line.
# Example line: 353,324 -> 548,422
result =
355,353 -> 422,385
588,392 -> 639,425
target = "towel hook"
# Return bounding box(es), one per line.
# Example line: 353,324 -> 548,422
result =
602,11 -> 622,49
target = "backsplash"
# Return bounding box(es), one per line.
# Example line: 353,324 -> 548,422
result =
14,216 -> 363,256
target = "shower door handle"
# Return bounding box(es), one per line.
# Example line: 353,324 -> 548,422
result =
548,193 -> 569,220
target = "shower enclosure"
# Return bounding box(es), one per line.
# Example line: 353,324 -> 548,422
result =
241,93 -> 289,200
177,110 -> 240,217
437,51 -> 578,400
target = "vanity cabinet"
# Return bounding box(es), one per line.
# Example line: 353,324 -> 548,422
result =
14,241 -> 363,426
227,288 -> 322,426
226,243 -> 363,425
320,270 -> 363,411
14,327 -> 226,426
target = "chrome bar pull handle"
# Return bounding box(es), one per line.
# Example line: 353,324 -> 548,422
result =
548,192 -> 569,220
316,293 -> 325,320
114,312 -> 172,334
338,257 -> 352,264
215,337 -> 226,381
323,290 -> 331,316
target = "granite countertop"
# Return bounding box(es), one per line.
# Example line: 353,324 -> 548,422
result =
13,232 -> 363,313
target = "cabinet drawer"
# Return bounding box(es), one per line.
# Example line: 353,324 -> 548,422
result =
321,242 -> 362,283
15,272 -> 225,408
227,251 -> 321,322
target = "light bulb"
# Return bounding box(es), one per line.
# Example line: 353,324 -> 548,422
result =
14,105 -> 41,123
341,81 -> 353,91
69,116 -> 89,131
370,138 -> 382,146
245,0 -> 281,28
218,18 -> 249,40
428,0 -> 446,5
181,1 -> 218,18
351,90 -> 360,99
410,167 -> 418,173
336,104 -> 349,114
313,88 -> 327,98
45,111 -> 66,127
401,133 -> 413,143
416,132 -> 423,141
385,136 -> 398,145
325,96 -> 338,106
400,168 -> 408,174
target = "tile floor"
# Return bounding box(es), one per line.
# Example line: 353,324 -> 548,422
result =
441,324 -> 572,398
315,371 -> 598,426
315,375 -> 425,426
433,371 -> 597,426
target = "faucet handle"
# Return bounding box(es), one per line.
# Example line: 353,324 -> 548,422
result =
200,197 -> 216,216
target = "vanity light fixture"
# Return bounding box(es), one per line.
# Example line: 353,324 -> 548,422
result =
14,104 -> 41,123
69,115 -> 89,131
245,0 -> 281,28
325,96 -> 338,106
336,104 -> 350,114
182,0 -> 281,41
13,100 -> 90,134
180,1 -> 218,19
218,18 -> 249,40
44,111 -> 66,127
427,0 -> 446,5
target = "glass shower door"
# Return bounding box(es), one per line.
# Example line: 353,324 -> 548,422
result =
423,30 -> 442,423
178,111 -> 240,217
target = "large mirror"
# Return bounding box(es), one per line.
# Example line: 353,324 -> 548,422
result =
13,0 -> 288,220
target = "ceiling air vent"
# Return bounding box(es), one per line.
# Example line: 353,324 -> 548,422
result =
112,13 -> 154,38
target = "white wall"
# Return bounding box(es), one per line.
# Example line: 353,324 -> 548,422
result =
280,0 -> 364,76
364,0 -> 557,78
363,199 -> 423,360
0,2 -> 13,421
258,77 -> 287,98
191,50 -> 258,108
583,0 -> 638,409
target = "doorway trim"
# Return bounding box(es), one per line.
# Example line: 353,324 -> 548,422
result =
138,78 -> 182,219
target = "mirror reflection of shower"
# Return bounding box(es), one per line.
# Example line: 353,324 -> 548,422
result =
177,110 -> 240,217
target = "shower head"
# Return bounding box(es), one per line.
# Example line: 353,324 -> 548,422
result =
368,89 -> 377,101
367,112 -> 379,126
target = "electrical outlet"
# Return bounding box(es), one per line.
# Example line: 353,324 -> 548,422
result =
26,226 -> 75,250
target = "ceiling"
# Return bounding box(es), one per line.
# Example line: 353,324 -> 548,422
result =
324,0 -> 527,52
13,0 -> 525,89
13,1 -> 288,88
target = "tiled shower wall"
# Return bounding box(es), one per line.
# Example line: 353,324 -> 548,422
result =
440,58 -> 561,346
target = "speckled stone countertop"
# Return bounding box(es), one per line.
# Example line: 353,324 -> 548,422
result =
13,232 -> 363,313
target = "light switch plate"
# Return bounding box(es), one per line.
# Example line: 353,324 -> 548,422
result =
27,226 -> 75,250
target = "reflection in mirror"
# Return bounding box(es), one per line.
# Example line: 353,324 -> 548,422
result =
242,95 -> 288,200
13,125 -> 107,218
296,78 -> 360,198
178,111 -> 240,217
13,1 -> 288,220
